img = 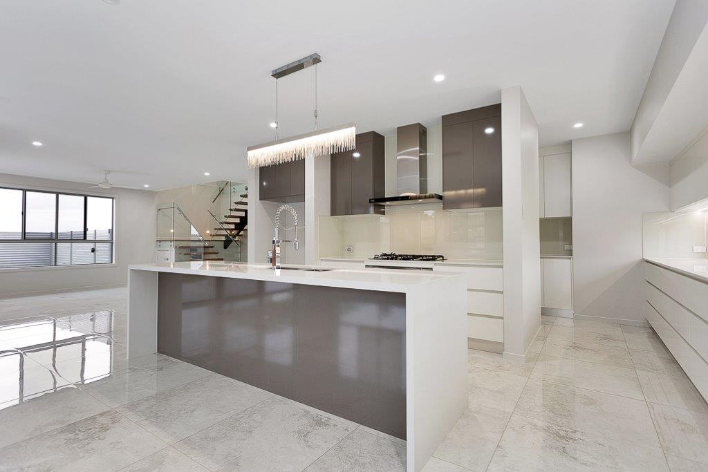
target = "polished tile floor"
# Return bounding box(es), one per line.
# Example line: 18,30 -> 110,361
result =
0,287 -> 706,471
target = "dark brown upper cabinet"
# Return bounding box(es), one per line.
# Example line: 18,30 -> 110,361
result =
259,159 -> 305,202
442,104 -> 502,209
330,131 -> 385,216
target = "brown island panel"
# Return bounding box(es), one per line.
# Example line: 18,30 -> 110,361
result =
157,272 -> 407,439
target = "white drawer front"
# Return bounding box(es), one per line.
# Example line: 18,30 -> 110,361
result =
434,266 -> 503,291
467,291 -> 504,318
645,262 -> 708,324
646,281 -> 708,364
468,315 -> 504,342
646,301 -> 708,402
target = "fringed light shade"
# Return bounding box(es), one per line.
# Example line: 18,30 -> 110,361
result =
247,123 -> 356,168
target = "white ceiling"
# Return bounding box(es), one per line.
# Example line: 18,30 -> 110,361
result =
0,0 -> 675,190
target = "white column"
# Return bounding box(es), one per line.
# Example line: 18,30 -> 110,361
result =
501,85 -> 542,359
305,155 -> 331,265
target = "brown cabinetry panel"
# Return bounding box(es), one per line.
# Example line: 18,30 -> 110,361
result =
472,116 -> 502,208
331,149 -> 351,216
331,131 -> 385,216
442,104 -> 502,210
442,121 -> 475,210
290,159 -> 305,197
260,165 -> 276,200
274,161 -> 292,198
259,160 -> 305,202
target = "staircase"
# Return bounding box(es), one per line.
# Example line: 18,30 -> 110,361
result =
211,189 -> 248,250
177,244 -> 223,262
156,202 -> 226,263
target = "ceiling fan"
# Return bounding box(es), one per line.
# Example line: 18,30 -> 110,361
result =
90,171 -> 113,189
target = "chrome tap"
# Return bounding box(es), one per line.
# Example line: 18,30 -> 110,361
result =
268,204 -> 299,270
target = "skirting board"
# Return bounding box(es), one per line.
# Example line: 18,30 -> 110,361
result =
542,307 -> 573,318
468,337 -> 503,354
574,313 -> 651,328
503,320 -> 543,363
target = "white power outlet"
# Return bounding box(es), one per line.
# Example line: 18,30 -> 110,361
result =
564,245 -> 573,251
693,246 -> 707,253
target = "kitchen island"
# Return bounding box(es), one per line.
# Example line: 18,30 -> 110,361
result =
127,262 -> 468,472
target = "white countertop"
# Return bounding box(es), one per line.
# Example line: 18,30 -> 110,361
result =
644,257 -> 708,283
319,257 -> 366,262
320,257 -> 503,267
129,262 -> 464,293
435,259 -> 503,267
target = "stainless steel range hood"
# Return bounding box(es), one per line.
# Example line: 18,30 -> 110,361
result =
370,123 -> 442,206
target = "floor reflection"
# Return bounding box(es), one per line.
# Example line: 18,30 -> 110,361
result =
0,311 -> 115,410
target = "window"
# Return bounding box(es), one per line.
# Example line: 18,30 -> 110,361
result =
0,187 -> 114,269
0,189 -> 22,240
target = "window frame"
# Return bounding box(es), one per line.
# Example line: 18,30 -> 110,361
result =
0,186 -> 115,269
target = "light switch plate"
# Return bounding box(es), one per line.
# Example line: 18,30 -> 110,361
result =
693,246 -> 707,253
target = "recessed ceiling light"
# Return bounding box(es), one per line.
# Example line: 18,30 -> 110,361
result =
433,74 -> 445,83
32,141 -> 43,147
484,127 -> 495,135
573,122 -> 584,128
204,172 -> 210,176
143,184 -> 150,188
352,152 -> 361,158
269,122 -> 278,128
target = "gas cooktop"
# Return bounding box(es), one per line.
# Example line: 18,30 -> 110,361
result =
371,253 -> 445,262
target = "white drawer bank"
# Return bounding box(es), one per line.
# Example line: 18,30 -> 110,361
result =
644,259 -> 708,402
434,262 -> 504,352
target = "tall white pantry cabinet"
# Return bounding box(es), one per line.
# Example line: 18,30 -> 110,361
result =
539,147 -> 573,314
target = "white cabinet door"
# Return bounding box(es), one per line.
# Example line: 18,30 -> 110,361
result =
539,156 -> 545,218
542,258 -> 573,309
542,153 -> 572,217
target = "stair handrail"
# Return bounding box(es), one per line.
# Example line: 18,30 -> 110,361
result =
211,180 -> 230,204
207,209 -> 240,245
159,202 -> 207,246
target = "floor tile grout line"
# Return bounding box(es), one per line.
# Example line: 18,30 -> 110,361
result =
115,445 -> 205,472
482,315 -> 555,471
620,322 -> 672,471
159,396 -> 276,471
432,455 -> 475,471
298,425 -> 363,471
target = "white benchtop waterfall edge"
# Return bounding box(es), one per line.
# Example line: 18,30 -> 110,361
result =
128,262 -> 468,472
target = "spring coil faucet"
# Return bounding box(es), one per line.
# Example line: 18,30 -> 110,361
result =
269,204 -> 299,270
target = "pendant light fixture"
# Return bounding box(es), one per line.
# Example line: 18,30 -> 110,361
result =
247,53 -> 356,168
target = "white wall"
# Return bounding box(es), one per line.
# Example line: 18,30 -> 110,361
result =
572,132 -> 670,323
501,86 -> 541,358
0,173 -> 156,297
670,127 -> 708,210
631,0 -> 708,162
305,154 -> 330,265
